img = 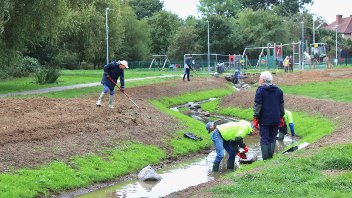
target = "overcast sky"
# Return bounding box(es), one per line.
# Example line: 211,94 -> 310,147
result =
162,0 -> 351,22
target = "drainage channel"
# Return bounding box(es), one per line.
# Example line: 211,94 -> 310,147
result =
76,99 -> 296,198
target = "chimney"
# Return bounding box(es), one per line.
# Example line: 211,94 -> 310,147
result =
336,15 -> 343,24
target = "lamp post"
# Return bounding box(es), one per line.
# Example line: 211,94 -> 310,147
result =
105,7 -> 112,65
207,20 -> 210,73
301,21 -> 304,70
335,25 -> 338,66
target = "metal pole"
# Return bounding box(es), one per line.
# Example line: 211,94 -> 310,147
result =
105,8 -> 110,65
335,26 -> 338,66
301,21 -> 304,70
207,20 -> 210,73
313,19 -> 315,44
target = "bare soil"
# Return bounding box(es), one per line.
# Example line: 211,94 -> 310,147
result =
1,69 -> 352,196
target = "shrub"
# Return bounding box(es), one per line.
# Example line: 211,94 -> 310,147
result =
35,67 -> 61,84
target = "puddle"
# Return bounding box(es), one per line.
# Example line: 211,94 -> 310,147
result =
76,99 -> 297,197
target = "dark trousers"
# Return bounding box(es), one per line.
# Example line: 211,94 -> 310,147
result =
259,124 -> 278,145
183,68 -> 190,81
289,64 -> 293,72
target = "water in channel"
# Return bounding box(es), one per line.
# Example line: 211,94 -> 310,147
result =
77,99 -> 296,198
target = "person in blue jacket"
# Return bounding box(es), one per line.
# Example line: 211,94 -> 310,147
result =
96,60 -> 129,108
183,57 -> 192,81
253,71 -> 284,160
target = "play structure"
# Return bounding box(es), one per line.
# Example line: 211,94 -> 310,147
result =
184,53 -> 242,73
242,42 -> 301,70
148,55 -> 171,70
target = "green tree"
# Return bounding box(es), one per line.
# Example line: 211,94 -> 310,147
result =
167,23 -> 202,60
239,0 -> 313,14
198,0 -> 243,17
146,11 -> 181,55
127,0 -> 163,20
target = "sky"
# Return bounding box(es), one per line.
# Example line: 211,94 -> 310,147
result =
162,0 -> 351,23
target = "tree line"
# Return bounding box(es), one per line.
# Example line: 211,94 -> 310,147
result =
1,0 -> 351,78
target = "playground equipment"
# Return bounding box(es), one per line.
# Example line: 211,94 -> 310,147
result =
242,42 -> 301,70
183,53 -> 242,73
148,55 -> 171,70
310,43 -> 327,62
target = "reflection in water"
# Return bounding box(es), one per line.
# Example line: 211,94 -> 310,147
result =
77,99 -> 297,197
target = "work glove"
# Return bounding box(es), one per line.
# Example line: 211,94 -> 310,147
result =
243,146 -> 249,153
289,123 -> 295,136
237,152 -> 247,159
278,117 -> 285,128
253,117 -> 259,129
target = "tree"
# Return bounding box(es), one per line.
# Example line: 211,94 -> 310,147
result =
239,0 -> 313,14
146,11 -> 181,55
198,0 -> 243,17
167,24 -> 202,61
127,0 -> 163,20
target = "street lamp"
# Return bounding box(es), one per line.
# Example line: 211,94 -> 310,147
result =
105,7 -> 113,65
335,25 -> 339,66
207,20 -> 210,73
301,21 -> 304,70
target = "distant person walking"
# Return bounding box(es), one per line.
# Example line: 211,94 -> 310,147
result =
253,71 -> 284,160
183,57 -> 192,81
289,55 -> 293,72
96,60 -> 129,108
283,56 -> 289,73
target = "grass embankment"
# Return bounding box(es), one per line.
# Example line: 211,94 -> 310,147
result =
281,78 -> 352,103
197,80 -> 352,197
0,69 -> 178,94
0,88 -> 233,197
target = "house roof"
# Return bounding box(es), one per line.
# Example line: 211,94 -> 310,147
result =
325,15 -> 352,34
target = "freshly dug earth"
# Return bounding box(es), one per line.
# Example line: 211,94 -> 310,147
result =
0,77 -> 229,171
1,69 -> 352,196
169,68 -> 352,197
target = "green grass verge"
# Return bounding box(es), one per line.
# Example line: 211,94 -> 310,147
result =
0,143 -> 165,197
210,144 -> 352,197
0,70 -> 178,94
281,78 -> 352,103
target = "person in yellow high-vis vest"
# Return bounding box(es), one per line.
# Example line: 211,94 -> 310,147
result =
205,120 -> 255,172
278,109 -> 295,140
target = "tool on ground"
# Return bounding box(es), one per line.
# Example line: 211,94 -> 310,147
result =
183,132 -> 203,141
108,77 -> 140,109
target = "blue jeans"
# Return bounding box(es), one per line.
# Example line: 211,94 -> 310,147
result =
211,129 -> 237,164
259,124 -> 278,145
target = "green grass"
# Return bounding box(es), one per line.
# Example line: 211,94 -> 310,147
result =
209,144 -> 352,197
0,69 -> 178,94
0,143 -> 165,197
281,78 -> 352,102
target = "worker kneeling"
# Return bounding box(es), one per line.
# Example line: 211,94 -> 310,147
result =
278,109 -> 295,140
206,120 -> 255,172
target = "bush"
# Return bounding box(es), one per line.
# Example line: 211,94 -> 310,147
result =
35,67 -> 61,84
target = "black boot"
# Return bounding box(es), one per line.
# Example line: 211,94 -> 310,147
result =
268,143 -> 276,159
227,158 -> 235,170
261,144 -> 270,160
212,162 -> 220,172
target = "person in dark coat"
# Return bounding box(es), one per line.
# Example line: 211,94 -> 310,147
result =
253,71 -> 284,160
183,57 -> 192,81
96,60 -> 129,108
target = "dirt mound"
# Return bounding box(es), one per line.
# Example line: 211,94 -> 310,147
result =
0,77 -> 227,171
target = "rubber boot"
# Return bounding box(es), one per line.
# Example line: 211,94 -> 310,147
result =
212,162 -> 220,172
96,92 -> 105,106
268,143 -> 276,159
108,95 -> 115,108
277,132 -> 285,141
261,144 -> 270,160
227,158 -> 235,170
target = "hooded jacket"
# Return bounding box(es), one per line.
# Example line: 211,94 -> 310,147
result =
254,85 -> 284,125
101,61 -> 125,90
